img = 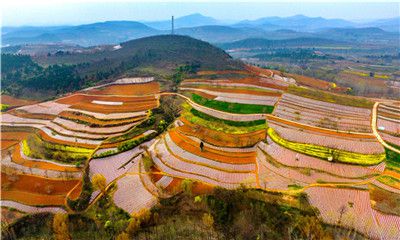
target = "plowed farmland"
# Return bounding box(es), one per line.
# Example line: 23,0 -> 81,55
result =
1,65 -> 400,240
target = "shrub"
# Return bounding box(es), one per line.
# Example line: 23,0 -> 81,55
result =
142,154 -> 154,172
53,213 -> 71,240
117,132 -> 157,152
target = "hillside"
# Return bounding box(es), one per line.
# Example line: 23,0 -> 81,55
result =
1,35 -> 244,100
2,21 -> 161,47
175,25 -> 266,43
219,37 -> 348,50
37,35 -> 243,69
3,65 -> 399,240
236,14 -> 355,31
2,15 -> 399,47
145,13 -> 219,30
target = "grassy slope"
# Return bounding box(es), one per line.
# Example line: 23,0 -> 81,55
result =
182,103 -> 266,134
191,93 -> 274,114
384,144 -> 400,173
268,128 -> 385,165
288,85 -> 374,108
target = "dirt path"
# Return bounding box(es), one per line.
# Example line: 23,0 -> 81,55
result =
371,102 -> 400,154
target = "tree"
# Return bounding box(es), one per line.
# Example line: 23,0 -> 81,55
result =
124,209 -> 151,237
296,216 -> 330,240
369,72 -> 375,77
125,217 -> 141,236
115,232 -> 130,240
53,213 -> 71,240
202,213 -> 214,228
91,173 -> 107,193
142,154 -> 154,172
181,179 -> 193,196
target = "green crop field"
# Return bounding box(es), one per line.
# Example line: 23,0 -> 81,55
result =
192,93 -> 274,114
268,128 -> 385,165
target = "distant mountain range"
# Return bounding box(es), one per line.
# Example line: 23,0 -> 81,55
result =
2,14 -> 399,47
218,37 -> 349,50
144,13 -> 220,30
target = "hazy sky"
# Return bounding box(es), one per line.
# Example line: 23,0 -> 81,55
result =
2,0 -> 399,26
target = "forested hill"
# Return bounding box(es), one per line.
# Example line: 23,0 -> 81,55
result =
1,35 -> 244,100
218,37 -> 348,50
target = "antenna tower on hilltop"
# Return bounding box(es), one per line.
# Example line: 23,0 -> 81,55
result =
171,16 -> 174,35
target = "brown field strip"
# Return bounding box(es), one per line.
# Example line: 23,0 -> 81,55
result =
70,101 -> 157,114
378,110 -> 400,120
8,109 -> 56,120
1,141 -> 19,150
38,130 -> 98,149
164,178 -> 182,193
1,191 -> 66,206
59,111 -> 145,126
1,131 -> 34,141
196,70 -> 250,76
2,173 -> 79,194
270,69 -> 331,90
170,129 -> 255,164
1,173 -> 80,206
85,82 -> 160,95
1,131 -> 35,150
192,181 -> 214,195
266,115 -> 375,139
383,169 -> 400,180
67,181 -> 82,200
1,95 -> 37,108
56,93 -> 158,113
245,65 -> 273,77
186,85 -> 282,96
57,93 -> 156,104
184,78 -> 287,91
11,144 -> 80,172
179,118 -> 266,147
182,89 -> 217,99
150,166 -> 164,182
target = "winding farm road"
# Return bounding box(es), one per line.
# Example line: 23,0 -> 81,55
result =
371,102 -> 400,154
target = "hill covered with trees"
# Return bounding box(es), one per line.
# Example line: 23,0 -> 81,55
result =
1,35 -> 244,100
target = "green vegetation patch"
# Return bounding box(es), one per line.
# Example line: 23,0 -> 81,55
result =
117,132 -> 158,153
377,175 -> 400,187
1,104 -> 10,111
370,184 -> 400,216
343,69 -> 390,79
192,93 -> 274,114
6,186 -> 364,239
23,134 -> 92,163
268,128 -> 385,165
288,85 -> 374,108
182,104 -> 266,134
385,144 -> 400,173
191,108 -> 266,127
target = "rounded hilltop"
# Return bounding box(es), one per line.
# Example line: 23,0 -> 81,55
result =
115,34 -> 245,71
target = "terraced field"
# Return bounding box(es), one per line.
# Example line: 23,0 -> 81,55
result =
1,78 -> 161,215
377,103 -> 400,146
1,67 -> 399,239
